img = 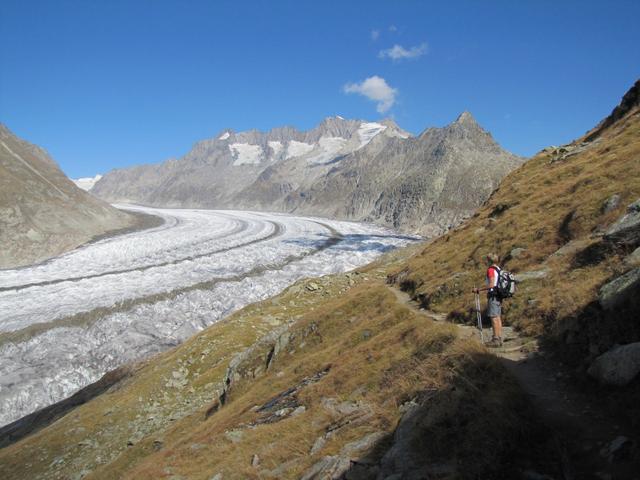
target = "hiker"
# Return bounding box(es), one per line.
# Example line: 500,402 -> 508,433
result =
473,253 -> 503,347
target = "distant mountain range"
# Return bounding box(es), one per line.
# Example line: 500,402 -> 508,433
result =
92,114 -> 523,236
0,125 -> 134,269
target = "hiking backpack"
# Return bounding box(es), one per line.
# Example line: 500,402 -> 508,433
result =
492,267 -> 517,299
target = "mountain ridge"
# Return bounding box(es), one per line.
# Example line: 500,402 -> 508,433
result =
0,124 -> 143,269
92,114 -> 522,236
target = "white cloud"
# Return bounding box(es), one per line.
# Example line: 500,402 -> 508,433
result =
371,29 -> 380,41
343,75 -> 398,113
389,25 -> 398,32
379,43 -> 428,61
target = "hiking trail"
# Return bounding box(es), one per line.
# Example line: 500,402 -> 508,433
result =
386,283 -> 640,480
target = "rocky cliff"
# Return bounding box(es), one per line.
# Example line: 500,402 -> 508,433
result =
92,114 -> 523,236
0,125 -> 137,269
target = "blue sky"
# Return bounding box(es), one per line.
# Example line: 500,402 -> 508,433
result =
1,0 -> 639,178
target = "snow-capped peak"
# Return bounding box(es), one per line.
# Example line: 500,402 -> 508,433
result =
218,132 -> 231,140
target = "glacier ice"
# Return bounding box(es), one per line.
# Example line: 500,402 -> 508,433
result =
0,205 -> 417,427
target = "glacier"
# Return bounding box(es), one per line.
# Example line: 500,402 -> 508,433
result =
0,205 -> 417,427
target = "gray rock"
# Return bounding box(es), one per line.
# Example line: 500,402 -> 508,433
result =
598,268 -> 640,310
321,397 -> 368,417
509,247 -> 526,259
251,454 -> 260,467
604,199 -> 640,247
291,405 -> 306,416
306,282 -> 321,292
515,269 -> 549,282
341,431 -> 386,456
209,474 -> 222,480
398,399 -> 419,414
549,239 -> 590,258
300,455 -> 352,480
224,429 -> 244,443
624,246 -> 640,267
588,342 -> 640,386
602,194 -> 621,213
310,436 -> 326,455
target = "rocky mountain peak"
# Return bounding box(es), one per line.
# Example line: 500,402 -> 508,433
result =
313,116 -> 361,139
453,111 -> 479,127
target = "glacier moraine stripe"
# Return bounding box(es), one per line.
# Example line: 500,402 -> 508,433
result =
0,219 -> 284,293
0,221 -> 340,347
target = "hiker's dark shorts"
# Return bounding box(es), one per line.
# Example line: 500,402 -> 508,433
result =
487,295 -> 502,318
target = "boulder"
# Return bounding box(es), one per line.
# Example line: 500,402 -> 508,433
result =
598,268 -> 640,310
624,246 -> 640,267
514,269 -> 549,282
341,431 -> 386,456
604,199 -> 640,247
602,194 -> 621,214
588,342 -> 640,386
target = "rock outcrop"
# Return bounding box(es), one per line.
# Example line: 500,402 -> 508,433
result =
0,124 -> 136,268
92,114 -> 523,236
598,267 -> 640,311
588,342 -> 640,386
604,199 -> 640,247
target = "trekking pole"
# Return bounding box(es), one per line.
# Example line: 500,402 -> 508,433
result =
474,290 -> 484,344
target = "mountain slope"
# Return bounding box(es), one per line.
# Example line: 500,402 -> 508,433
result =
0,125 -> 138,269
92,115 -> 522,236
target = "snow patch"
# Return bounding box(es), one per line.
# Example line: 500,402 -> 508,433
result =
72,174 -> 103,191
218,132 -> 231,140
357,122 -> 387,149
268,141 -> 284,158
229,143 -> 263,165
285,140 -> 315,159
306,136 -> 348,164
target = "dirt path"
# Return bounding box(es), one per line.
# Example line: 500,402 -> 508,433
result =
387,283 -> 640,480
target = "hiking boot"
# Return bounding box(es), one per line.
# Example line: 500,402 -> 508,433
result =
485,337 -> 503,348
